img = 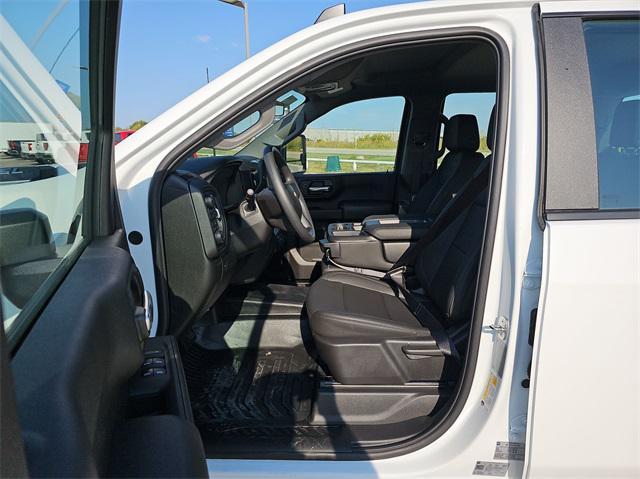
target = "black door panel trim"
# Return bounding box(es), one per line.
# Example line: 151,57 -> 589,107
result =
12,243 -> 143,477
298,171 -> 396,224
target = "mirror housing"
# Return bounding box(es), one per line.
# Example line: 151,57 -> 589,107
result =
315,4 -> 345,24
299,135 -> 307,170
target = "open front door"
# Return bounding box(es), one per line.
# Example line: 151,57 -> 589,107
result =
0,1 -> 207,476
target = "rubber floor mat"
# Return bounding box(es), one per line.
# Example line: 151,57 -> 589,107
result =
183,345 -> 318,432
182,344 -> 432,457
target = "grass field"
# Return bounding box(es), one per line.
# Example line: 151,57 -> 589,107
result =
199,135 -> 490,175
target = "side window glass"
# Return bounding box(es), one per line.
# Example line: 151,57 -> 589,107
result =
1,1 -> 90,334
291,97 -> 405,174
583,20 -> 640,210
442,92 -> 496,160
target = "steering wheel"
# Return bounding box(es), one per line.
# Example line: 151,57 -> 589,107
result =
263,147 -> 316,243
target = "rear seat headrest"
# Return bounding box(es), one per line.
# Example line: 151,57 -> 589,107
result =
610,99 -> 640,148
487,105 -> 496,151
444,114 -> 480,152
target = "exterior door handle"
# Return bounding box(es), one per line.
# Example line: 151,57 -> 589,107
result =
309,186 -> 330,192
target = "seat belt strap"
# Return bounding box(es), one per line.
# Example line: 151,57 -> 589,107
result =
325,255 -> 387,278
392,281 -> 458,360
379,159 -> 490,360
411,134 -> 429,200
387,159 -> 490,273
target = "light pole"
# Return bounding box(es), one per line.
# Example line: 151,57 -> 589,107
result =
218,0 -> 250,60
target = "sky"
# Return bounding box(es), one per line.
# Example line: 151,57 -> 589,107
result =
307,93 -> 496,135
1,0 -> 494,134
308,97 -> 407,132
115,0 -> 429,128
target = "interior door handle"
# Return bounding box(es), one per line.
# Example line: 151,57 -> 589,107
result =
309,186 -> 330,192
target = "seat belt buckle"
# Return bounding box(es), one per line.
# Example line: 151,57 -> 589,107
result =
385,266 -> 406,288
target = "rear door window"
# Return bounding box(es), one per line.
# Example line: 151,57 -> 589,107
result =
583,19 -> 640,210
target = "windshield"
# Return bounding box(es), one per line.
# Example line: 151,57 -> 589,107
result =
197,90 -> 305,158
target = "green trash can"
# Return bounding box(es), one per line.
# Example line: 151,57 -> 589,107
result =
326,155 -> 341,172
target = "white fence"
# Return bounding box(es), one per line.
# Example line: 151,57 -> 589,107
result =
304,128 -> 400,143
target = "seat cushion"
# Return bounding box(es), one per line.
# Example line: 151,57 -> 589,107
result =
306,271 -> 424,341
306,271 -> 449,385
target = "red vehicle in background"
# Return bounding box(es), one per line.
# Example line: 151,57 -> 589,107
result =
114,129 -> 135,144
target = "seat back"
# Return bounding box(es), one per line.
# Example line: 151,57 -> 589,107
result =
413,108 -> 496,326
414,187 -> 488,326
407,114 -> 484,217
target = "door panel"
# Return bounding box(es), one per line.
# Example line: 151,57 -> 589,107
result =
1,0 -> 209,476
11,234 -> 143,476
296,171 -> 395,230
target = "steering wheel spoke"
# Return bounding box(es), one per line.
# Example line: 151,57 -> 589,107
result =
263,147 -> 316,243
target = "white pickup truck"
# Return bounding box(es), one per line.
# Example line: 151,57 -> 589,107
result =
19,140 -> 35,160
1,1 -> 638,478
34,133 -> 54,164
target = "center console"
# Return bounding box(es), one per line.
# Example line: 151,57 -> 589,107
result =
321,216 -> 432,271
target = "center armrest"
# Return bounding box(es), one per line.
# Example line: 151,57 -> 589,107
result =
363,218 -> 432,241
321,217 -> 432,272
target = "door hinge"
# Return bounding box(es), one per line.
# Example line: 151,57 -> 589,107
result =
487,315 -> 509,341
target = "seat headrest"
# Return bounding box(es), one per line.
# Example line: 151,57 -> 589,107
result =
610,100 -> 640,148
444,114 -> 480,152
487,105 -> 496,151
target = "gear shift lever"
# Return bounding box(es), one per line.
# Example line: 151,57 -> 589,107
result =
245,188 -> 256,211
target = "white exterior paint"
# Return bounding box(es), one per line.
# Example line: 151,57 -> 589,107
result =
526,220 -> 640,477
112,0 -> 640,477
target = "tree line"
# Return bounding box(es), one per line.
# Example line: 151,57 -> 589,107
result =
115,120 -> 147,132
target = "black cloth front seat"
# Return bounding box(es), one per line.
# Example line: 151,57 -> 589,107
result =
307,109 -> 497,385
307,187 -> 489,385
363,114 -> 484,223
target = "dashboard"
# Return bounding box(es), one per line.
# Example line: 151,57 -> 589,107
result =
179,155 -> 266,209
160,155 -> 274,334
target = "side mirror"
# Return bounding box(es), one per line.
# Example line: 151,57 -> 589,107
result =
299,135 -> 307,171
